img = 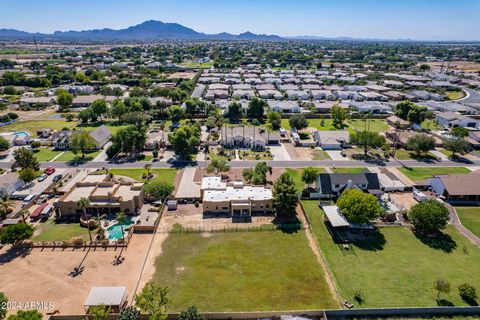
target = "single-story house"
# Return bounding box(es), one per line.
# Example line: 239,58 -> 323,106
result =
386,115 -> 410,129
435,112 -> 479,129
316,172 -> 383,199
89,125 -> 112,149
221,126 -> 280,149
385,129 -> 443,147
428,171 -> 480,203
0,172 -> 25,196
313,130 -> 350,150
267,100 -> 301,113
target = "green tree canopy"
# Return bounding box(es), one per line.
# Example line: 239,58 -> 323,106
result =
224,102 -> 243,121
168,125 -> 200,160
57,91 -> 73,110
207,156 -> 230,174
90,99 -> 108,121
350,131 -> 386,157
301,167 -> 319,188
408,200 -> 449,234
406,134 -> 436,156
135,283 -> 170,320
178,306 -> 206,320
443,137 -> 471,158
7,310 -> 42,320
0,223 -> 34,245
145,181 -> 174,200
167,105 -> 185,123
272,172 -> 298,218
13,147 -> 39,171
267,111 -> 281,130
247,97 -> 266,119
336,189 -> 382,224
18,168 -> 37,183
331,105 -> 349,128
289,114 -> 308,131
69,130 -> 96,158
0,136 -> 10,152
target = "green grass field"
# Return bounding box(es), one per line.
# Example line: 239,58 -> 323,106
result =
421,119 -> 443,131
346,119 -> 391,133
0,120 -> 77,137
312,150 -> 331,160
302,200 -> 480,307
109,168 -> 177,185
33,148 -> 62,162
33,219 -> 90,242
151,231 -> 337,311
332,167 -> 367,174
285,168 -> 326,192
456,207 -> 480,239
179,61 -> 213,69
56,150 -> 100,162
394,149 -> 437,161
398,167 -> 470,182
446,91 -> 466,100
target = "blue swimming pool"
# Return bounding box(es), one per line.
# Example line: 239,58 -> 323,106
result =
14,131 -> 30,137
107,217 -> 134,240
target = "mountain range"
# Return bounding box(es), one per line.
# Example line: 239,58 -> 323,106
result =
0,20 -> 283,41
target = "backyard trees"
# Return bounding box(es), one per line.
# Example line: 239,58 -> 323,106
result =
406,134 -> 436,157
331,105 -> 349,128
267,111 -> 281,130
301,167 -> 319,189
0,136 -> 10,151
247,97 -> 266,119
109,125 -> 147,157
168,125 -> 200,160
0,292 -> 7,319
395,101 -> 428,124
18,168 -> 37,183
443,138 -> 471,158
451,127 -> 469,138
272,172 -> 298,218
350,131 -> 386,157
145,181 -> 174,200
6,310 -> 42,320
224,102 -> 243,122
458,283 -> 478,304
13,147 -> 39,171
0,223 -> 34,245
0,195 -> 14,220
90,99 -> 108,121
69,130 -> 96,159
167,105 -> 185,124
57,91 -> 73,110
336,189 -> 382,224
119,306 -> 141,320
116,212 -> 128,240
135,282 -> 170,320
88,305 -> 112,320
408,200 -> 449,235
178,306 -> 206,320
289,114 -> 308,131
207,156 -> 230,175
77,197 -> 92,242
434,279 -> 450,299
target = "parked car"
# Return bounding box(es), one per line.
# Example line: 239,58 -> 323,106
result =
52,174 -> 63,182
36,194 -> 49,204
38,173 -> 48,182
45,167 -> 55,175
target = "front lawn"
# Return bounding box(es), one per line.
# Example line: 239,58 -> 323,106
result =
302,200 -> 480,307
33,219 -> 90,242
285,168 -> 326,192
239,150 -> 273,160
346,119 -> 390,133
109,168 -> 177,185
398,167 -> 470,182
394,149 -> 437,161
56,150 -> 100,162
33,148 -> 62,162
281,118 -> 338,131
0,119 -> 77,137
456,207 -> 480,239
332,167 -> 367,174
311,150 -> 331,160
152,231 -> 337,311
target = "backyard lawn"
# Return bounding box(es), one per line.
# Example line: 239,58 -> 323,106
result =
346,119 -> 390,133
109,168 -> 177,185
0,120 -> 77,137
398,167 -> 470,182
33,219 -> 90,242
311,149 -> 331,160
302,200 -> 480,308
421,119 -> 443,131
455,207 -> 480,239
151,231 -> 337,311
281,118 -> 338,131
446,90 -> 466,100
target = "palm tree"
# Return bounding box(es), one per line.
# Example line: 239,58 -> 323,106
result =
0,195 -> 14,221
144,163 -> 152,180
241,119 -> 248,143
159,121 -> 166,148
17,209 -> 29,224
77,197 -> 92,242
116,212 -> 128,240
251,119 -> 261,150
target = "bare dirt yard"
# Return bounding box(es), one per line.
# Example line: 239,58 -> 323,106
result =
0,234 -> 153,316
194,167 -> 284,184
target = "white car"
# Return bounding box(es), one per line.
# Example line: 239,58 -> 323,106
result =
38,173 -> 48,182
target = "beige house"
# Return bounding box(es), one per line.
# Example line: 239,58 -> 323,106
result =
55,174 -> 144,217
201,177 -> 273,219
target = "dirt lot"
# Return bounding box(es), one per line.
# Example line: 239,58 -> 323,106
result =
160,203 -> 275,231
0,234 -> 153,316
390,192 -> 419,211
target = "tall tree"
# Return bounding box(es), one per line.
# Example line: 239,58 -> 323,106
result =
408,200 -> 449,235
289,114 -> 309,131
224,102 -> 243,122
178,306 -> 206,320
247,97 -> 266,119
90,99 -> 108,121
69,130 -> 96,159
207,156 -> 230,175
0,223 -> 34,245
0,195 -> 14,221
350,131 -> 386,157
77,197 -> 92,242
331,105 -> 349,128
13,147 -> 39,171
337,189 -> 382,224
443,138 -> 471,158
18,168 -> 36,183
57,91 -> 73,110
168,125 -> 200,160
406,134 -> 436,157
301,167 -> 319,189
272,172 -> 298,218
267,111 -> 281,130
116,212 -> 128,240
167,105 -> 185,124
135,283 -> 170,320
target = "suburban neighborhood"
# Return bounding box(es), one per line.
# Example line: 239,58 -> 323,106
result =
1,2 -> 480,320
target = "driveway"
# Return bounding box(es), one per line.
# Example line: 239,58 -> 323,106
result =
269,144 -> 291,161
175,167 -> 201,198
92,142 -> 112,162
12,168 -> 66,199
326,150 -> 349,161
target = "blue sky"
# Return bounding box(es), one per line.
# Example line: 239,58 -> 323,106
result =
0,0 -> 479,40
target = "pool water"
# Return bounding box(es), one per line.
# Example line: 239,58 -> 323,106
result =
106,217 -> 134,240
15,131 -> 30,137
